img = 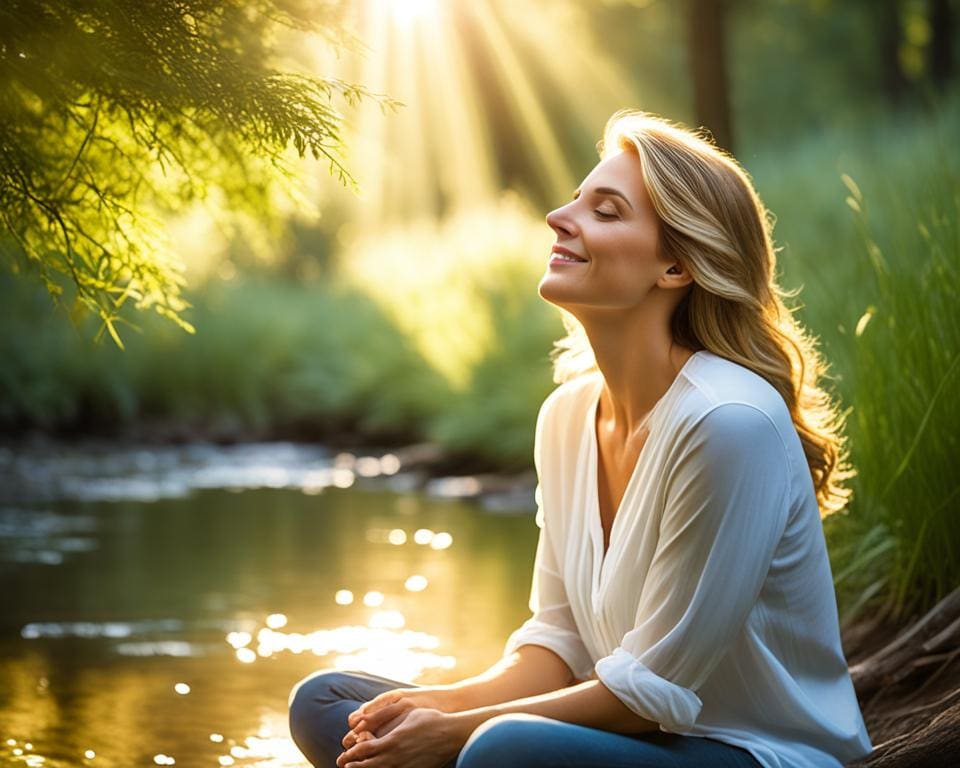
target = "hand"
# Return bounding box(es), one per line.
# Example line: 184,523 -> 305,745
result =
349,687 -> 454,728
337,708 -> 465,768
343,687 -> 453,749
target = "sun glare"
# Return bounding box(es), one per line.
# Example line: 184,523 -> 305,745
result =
383,0 -> 440,26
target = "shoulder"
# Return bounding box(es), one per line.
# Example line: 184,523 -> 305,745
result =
668,352 -> 796,484
532,372 -> 600,469
536,371 -> 600,432
673,351 -> 795,446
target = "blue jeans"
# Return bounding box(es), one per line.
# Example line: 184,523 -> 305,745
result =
288,669 -> 763,768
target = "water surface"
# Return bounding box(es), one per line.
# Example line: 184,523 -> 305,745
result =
0,443 -> 538,767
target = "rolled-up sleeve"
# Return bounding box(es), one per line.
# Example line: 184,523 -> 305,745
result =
503,393 -> 595,682
594,403 -> 792,732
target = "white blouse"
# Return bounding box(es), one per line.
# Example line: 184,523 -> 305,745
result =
503,349 -> 873,768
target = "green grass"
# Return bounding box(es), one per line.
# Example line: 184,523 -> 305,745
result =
749,96 -> 960,625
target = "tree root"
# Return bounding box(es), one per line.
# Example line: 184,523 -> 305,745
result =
844,586 -> 960,767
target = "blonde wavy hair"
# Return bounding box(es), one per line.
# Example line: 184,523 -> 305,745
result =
550,110 -> 855,518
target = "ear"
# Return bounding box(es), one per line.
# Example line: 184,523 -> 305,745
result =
661,263 -> 694,289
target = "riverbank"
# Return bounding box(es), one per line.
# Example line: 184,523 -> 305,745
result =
0,435 -> 538,511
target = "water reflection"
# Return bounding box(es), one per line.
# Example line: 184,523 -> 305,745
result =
1,452 -> 537,767
0,443 -> 409,504
229,611 -> 456,681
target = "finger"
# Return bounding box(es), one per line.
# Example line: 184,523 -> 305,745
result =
362,700 -> 409,732
336,735 -> 382,767
347,705 -> 367,728
342,724 -> 378,750
348,692 -> 396,727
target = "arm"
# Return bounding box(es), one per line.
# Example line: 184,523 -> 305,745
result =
431,643 -> 576,710
450,678 -> 659,736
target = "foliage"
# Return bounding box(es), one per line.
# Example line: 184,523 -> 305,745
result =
0,0 -> 398,344
749,96 -> 960,624
0,272 -> 449,441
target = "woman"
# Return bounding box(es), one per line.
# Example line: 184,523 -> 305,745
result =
288,110 -> 875,768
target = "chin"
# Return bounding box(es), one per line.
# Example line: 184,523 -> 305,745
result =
537,278 -> 567,308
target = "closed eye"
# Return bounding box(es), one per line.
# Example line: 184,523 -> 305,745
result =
594,210 -> 618,219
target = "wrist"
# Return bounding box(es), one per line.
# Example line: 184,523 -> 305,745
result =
431,684 -> 472,712
447,706 -> 499,745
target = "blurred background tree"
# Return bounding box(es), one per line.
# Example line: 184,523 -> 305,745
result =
0,0 -> 397,345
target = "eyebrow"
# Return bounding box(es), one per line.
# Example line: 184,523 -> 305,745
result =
572,185 -> 634,211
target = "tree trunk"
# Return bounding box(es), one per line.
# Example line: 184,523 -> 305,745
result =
685,0 -> 734,153
879,0 -> 909,105
929,0 -> 954,91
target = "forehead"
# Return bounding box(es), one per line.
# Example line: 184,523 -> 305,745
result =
580,150 -> 647,201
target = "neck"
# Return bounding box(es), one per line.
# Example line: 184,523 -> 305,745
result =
578,302 -> 697,435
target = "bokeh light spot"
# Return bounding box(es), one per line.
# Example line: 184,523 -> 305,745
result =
405,574 -> 428,592
266,613 -> 288,629
413,528 -> 434,545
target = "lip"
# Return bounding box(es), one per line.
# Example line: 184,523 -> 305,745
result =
550,245 -> 588,263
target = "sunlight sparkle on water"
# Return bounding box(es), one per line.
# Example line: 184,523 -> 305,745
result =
266,613 -> 288,629
335,589 -> 354,605
209,734 -> 224,743
363,590 -> 385,607
227,621 -> 455,679
430,531 -> 453,550
413,528 -> 434,545
368,610 -> 405,629
84,750 -> 95,759
405,574 -> 428,591
174,682 -> 191,695
227,631 -> 252,648
236,648 -> 257,664
219,711 -> 309,767
380,454 -> 401,475
355,456 -> 381,477
387,528 -> 407,545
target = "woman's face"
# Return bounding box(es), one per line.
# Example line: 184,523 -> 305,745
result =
539,149 -> 675,313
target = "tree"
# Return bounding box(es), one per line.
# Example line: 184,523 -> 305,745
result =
685,0 -> 734,152
0,0 -> 398,346
930,0 -> 955,91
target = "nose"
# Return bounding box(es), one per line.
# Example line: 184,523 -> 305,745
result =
545,202 -> 576,238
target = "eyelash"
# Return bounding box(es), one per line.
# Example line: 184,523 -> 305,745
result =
594,210 -> 618,219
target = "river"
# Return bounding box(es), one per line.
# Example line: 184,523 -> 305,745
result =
0,441 -> 538,767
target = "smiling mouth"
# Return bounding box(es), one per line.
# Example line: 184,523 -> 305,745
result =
551,249 -> 588,263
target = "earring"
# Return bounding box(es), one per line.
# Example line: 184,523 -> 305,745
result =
667,265 -> 680,274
